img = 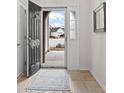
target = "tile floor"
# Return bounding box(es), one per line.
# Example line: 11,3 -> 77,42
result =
17,70 -> 105,93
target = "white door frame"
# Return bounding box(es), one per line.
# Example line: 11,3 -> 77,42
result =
18,0 -> 29,77
41,7 -> 68,68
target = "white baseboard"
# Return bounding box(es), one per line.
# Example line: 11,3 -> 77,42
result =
90,70 -> 106,91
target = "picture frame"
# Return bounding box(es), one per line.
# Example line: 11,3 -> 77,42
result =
93,2 -> 106,32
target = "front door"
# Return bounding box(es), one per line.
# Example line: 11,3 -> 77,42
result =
28,1 -> 41,75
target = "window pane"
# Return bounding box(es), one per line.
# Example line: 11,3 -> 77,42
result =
70,11 -> 76,39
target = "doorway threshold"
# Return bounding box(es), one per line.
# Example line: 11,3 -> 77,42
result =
41,67 -> 67,69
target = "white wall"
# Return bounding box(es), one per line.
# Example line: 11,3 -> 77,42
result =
79,0 -> 91,70
90,0 -> 106,91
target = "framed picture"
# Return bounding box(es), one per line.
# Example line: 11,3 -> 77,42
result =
93,2 -> 106,32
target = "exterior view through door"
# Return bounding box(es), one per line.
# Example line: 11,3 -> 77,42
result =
42,8 -> 67,68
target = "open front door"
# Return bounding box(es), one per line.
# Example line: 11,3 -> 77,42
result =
28,1 -> 41,76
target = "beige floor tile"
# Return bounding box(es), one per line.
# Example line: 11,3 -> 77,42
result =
71,81 -> 85,88
83,74 -> 96,81
87,87 -> 105,93
68,70 -> 84,81
84,81 -> 100,88
72,86 -> 89,93
69,75 -> 84,81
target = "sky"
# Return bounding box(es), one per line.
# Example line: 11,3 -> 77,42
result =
49,11 -> 65,27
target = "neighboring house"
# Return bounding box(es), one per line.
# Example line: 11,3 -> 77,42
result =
50,27 -> 64,38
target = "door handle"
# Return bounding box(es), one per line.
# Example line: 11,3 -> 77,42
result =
17,43 -> 21,46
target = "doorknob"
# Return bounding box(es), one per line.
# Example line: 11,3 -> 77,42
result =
17,43 -> 21,46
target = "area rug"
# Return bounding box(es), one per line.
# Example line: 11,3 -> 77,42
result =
26,69 -> 70,92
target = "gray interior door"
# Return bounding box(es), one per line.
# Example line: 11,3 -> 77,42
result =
28,1 -> 41,75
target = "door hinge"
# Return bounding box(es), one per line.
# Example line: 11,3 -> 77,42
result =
24,10 -> 26,14
24,61 -> 27,65
24,35 -> 27,40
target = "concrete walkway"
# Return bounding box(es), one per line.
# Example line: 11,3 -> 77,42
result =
43,51 -> 65,67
